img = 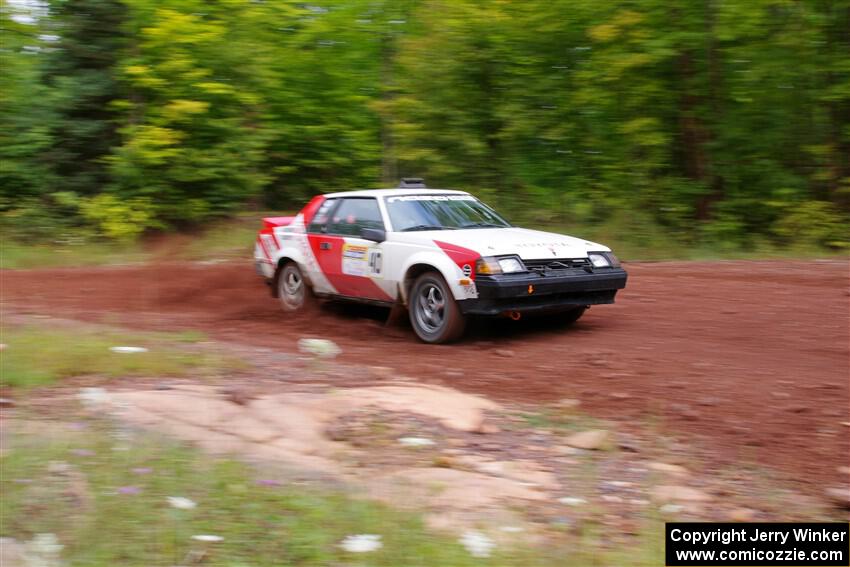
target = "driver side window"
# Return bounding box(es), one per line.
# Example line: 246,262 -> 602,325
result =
325,198 -> 384,237
307,199 -> 337,233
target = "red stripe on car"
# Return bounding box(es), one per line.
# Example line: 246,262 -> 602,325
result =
434,240 -> 481,280
300,195 -> 326,227
256,236 -> 272,260
307,234 -> 393,301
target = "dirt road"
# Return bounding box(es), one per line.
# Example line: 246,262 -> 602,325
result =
3,260 -> 848,492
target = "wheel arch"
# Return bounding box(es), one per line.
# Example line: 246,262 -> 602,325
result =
271,256 -> 302,297
399,253 -> 464,304
402,263 -> 438,304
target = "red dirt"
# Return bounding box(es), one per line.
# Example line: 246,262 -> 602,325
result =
3,260 -> 849,492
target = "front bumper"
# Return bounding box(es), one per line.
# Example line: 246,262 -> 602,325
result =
459,267 -> 627,316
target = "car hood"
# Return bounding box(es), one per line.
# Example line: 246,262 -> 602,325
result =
430,227 -> 610,260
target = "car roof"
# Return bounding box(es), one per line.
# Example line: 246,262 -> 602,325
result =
322,188 -> 470,198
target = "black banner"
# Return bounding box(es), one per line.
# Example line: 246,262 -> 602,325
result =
666,523 -> 849,566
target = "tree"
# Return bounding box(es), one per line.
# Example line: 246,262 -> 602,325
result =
109,0 -> 270,225
42,0 -> 127,195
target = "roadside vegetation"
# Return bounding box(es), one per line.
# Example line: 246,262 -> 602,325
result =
3,213 -> 847,271
1,419 -> 664,566
2,0 -> 849,256
0,324 -> 241,389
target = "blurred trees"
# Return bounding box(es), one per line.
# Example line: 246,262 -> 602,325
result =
0,0 -> 56,207
1,0 -> 847,248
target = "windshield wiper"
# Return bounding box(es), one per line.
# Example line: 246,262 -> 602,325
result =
400,224 -> 454,232
459,222 -> 506,229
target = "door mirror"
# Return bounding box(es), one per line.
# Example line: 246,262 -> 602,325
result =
361,227 -> 386,243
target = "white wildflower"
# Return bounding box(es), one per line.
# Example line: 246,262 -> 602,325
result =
340,534 -> 382,553
109,346 -> 149,354
459,530 -> 495,558
47,461 -> 71,475
167,496 -> 197,510
398,437 -> 435,447
557,496 -> 586,506
660,503 -> 684,514
191,535 -> 223,543
24,533 -> 63,567
77,387 -> 109,409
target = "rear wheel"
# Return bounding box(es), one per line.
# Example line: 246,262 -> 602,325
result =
409,272 -> 466,343
277,263 -> 309,311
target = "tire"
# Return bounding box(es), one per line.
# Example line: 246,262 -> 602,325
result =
561,305 -> 587,326
409,272 -> 466,344
276,263 -> 310,311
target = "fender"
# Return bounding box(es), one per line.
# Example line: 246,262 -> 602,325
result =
271,214 -> 338,295
397,249 -> 477,304
260,214 -> 309,272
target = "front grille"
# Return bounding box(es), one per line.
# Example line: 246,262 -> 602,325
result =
523,257 -> 590,273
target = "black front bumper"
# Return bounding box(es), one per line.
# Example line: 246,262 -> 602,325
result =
459,267 -> 628,316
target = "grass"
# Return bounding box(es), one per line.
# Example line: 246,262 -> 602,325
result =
0,240 -> 150,270
0,213 -> 274,270
514,406 -> 608,436
0,421 -> 664,566
0,325 -> 243,389
174,218 -> 265,262
1,424 -> 480,566
4,212 -> 847,270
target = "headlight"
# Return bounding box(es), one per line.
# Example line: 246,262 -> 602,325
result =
498,257 -> 525,273
587,253 -> 610,268
476,256 -> 526,275
604,252 -> 621,268
476,256 -> 502,275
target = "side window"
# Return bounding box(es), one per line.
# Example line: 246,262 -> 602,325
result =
326,198 -> 384,237
307,199 -> 337,233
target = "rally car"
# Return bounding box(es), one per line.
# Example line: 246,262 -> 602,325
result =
254,179 -> 627,343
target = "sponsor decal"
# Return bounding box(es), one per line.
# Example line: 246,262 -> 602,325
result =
368,249 -> 383,277
341,243 -> 370,276
341,243 -> 383,278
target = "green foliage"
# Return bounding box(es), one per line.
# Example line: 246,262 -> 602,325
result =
78,193 -> 157,240
108,1 -> 271,225
42,0 -> 128,195
0,0 -> 848,250
772,201 -> 849,249
0,0 -> 57,202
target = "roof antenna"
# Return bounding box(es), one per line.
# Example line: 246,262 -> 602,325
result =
398,178 -> 426,188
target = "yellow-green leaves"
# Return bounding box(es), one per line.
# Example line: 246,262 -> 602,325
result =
79,194 -> 156,240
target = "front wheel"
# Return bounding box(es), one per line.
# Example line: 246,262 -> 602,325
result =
409,272 -> 466,344
561,305 -> 587,326
276,263 -> 310,311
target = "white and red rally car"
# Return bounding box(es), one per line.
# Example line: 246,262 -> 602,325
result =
254,179 -> 627,343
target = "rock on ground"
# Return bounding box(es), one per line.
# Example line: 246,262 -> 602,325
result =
651,485 -> 712,503
564,430 -> 610,450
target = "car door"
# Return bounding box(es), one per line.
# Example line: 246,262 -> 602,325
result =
306,197 -> 393,302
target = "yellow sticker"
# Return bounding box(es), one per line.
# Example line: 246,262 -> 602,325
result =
341,243 -> 369,276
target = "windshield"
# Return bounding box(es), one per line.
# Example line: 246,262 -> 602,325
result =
385,194 -> 511,232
